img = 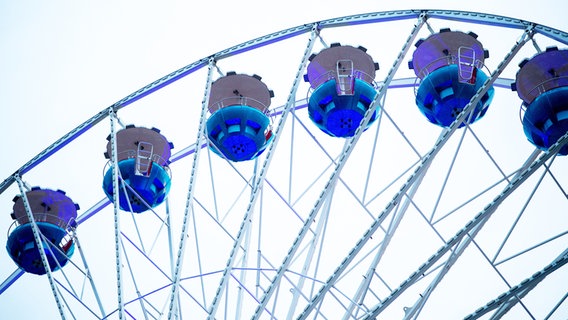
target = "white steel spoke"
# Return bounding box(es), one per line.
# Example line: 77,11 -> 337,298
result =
191,201 -> 208,308
2,9 -> 568,320
344,164 -> 429,320
72,233 -> 107,318
295,14 -> 428,319
15,176 -> 67,320
287,184 -> 335,319
304,24 -> 535,320
365,129 -> 568,319
491,157 -> 551,264
207,25 -> 320,320
428,122 -> 468,222
109,108 -> 125,319
120,238 -> 151,320
466,248 -> 568,320
166,58 -> 215,319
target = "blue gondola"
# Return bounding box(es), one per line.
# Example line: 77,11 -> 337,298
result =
206,73 -> 274,162
415,64 -> 494,127
513,47 -> 568,155
305,44 -> 379,137
410,29 -> 494,127
6,188 -> 78,275
102,126 -> 173,212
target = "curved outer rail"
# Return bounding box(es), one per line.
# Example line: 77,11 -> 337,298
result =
1,9 -> 567,196
1,9 -> 567,303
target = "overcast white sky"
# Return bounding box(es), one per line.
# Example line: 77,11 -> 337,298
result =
1,1 -> 567,319
1,1 -> 566,178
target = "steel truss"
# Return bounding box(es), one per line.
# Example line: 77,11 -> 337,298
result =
1,9 -> 568,320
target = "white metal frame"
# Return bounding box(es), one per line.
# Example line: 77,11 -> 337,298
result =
1,9 -> 568,320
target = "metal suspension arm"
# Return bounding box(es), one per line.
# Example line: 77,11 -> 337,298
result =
15,175 -> 67,320
401,147 -> 540,320
293,14 -> 428,320
464,248 -> 568,320
166,58 -> 216,319
109,108 -> 125,319
343,163 -> 430,320
369,26 -> 536,320
363,120 -> 568,319
206,24 -> 320,320
301,22 -> 536,320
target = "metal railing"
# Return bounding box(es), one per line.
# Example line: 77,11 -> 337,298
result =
413,55 -> 487,96
102,151 -> 172,179
7,213 -> 77,238
518,75 -> 568,123
208,96 -> 270,114
306,69 -> 378,101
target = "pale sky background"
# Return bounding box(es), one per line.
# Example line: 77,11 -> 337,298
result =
1,0 -> 567,180
0,0 -> 566,176
1,1 -> 567,319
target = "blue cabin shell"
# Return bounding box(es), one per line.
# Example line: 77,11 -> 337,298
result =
410,29 -> 494,127
206,73 -> 274,162
103,125 -> 173,213
6,188 -> 78,275
513,47 -> 568,155
415,64 -> 494,127
305,44 -> 380,137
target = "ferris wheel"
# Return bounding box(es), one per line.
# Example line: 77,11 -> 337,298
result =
1,9 -> 568,320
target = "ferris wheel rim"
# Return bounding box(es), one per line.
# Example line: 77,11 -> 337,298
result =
2,8 -> 568,320
1,9 -> 567,197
